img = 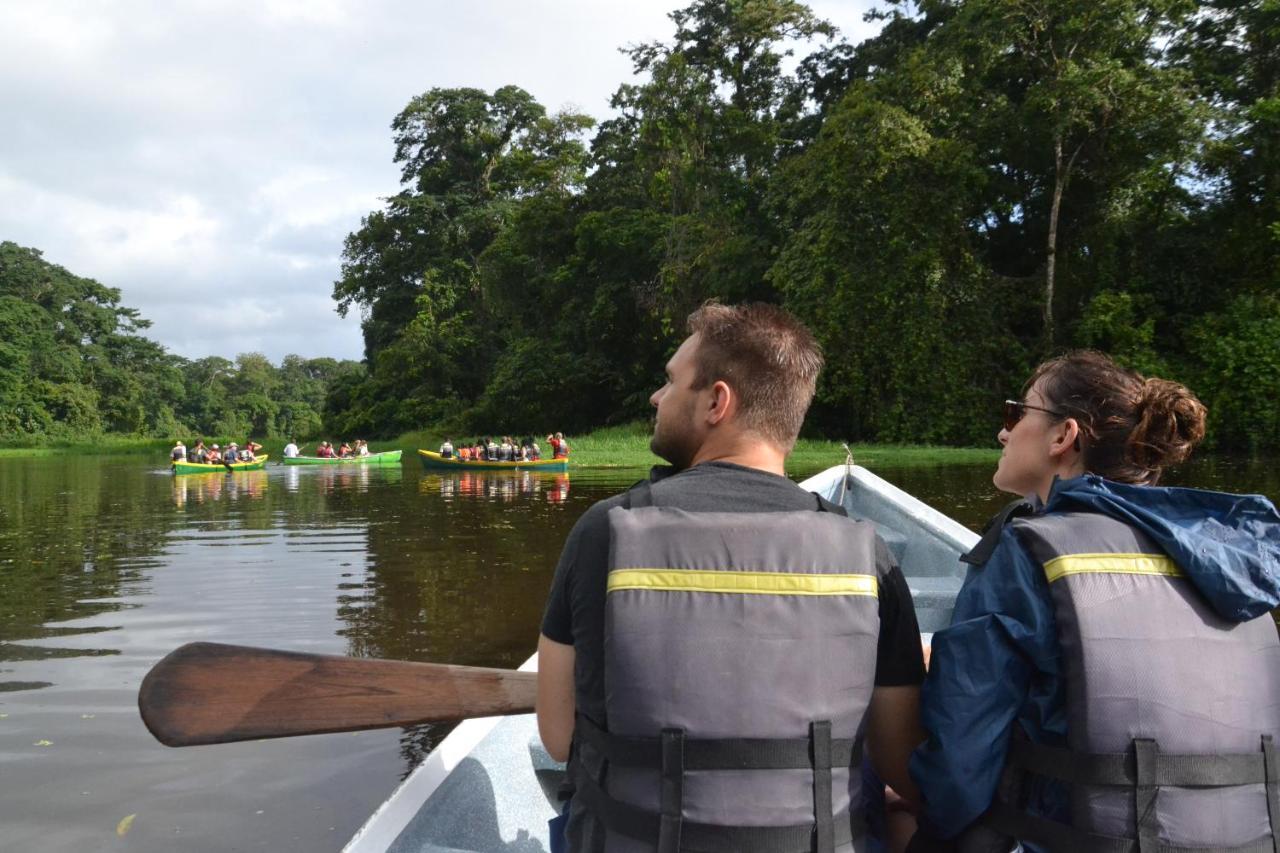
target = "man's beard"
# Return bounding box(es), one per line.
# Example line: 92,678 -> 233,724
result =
650,417 -> 697,470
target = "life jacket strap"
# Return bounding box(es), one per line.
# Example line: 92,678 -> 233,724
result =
811,720 -> 834,853
660,728 -> 685,853
1135,738 -> 1159,853
574,769 -> 860,853
986,735 -> 1280,853
1263,735 -> 1279,853
575,714 -> 862,771
1004,737 -> 1274,787
983,799 -> 1275,853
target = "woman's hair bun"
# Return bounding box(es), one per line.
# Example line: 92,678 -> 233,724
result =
1127,377 -> 1207,470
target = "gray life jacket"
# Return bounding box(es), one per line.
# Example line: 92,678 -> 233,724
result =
570,481 -> 886,853
983,510 -> 1280,853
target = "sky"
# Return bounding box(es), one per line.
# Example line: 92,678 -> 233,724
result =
1,1 -> 879,363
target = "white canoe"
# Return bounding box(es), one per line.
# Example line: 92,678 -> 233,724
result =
345,464 -> 981,853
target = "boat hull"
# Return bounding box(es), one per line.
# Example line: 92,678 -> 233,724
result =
417,449 -> 568,473
172,455 -> 269,475
283,451 -> 402,466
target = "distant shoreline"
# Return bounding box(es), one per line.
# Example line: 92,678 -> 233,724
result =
0,423 -> 1000,469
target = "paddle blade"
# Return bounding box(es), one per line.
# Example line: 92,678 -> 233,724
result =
138,642 -> 537,747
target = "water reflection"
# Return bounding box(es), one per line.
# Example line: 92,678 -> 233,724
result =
424,470 -> 571,503
170,469 -> 268,508
0,453 -> 1275,853
282,461 -> 404,494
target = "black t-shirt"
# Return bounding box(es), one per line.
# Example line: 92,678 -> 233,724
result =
540,461 -> 927,726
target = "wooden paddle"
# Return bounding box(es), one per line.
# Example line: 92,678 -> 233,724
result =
138,642 -> 537,747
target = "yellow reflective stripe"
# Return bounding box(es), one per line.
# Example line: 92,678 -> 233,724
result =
607,569 -> 878,597
1043,553 -> 1184,584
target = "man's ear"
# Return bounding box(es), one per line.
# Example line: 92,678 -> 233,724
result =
706,380 -> 734,426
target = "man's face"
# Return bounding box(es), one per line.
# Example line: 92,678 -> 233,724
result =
649,334 -> 707,469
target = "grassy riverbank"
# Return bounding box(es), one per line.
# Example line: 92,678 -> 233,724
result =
0,436 -> 174,457
395,422 -> 1000,470
0,423 -> 999,469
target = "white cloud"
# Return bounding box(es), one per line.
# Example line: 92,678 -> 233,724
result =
1,0 -> 878,363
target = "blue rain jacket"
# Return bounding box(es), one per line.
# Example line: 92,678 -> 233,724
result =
910,474 -> 1280,843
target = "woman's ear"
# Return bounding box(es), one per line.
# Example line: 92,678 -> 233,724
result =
1049,418 -> 1082,459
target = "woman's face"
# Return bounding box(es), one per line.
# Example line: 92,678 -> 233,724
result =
993,379 -> 1068,499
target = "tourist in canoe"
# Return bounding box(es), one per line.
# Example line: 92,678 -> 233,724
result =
552,431 -> 569,458
283,438 -> 299,458
906,351 -> 1280,853
537,303 -> 925,853
486,437 -> 499,461
337,441 -> 353,458
223,442 -> 238,463
170,440 -> 187,462
357,439 -> 370,457
528,437 -> 541,460
206,444 -> 221,464
439,438 -> 454,459
186,439 -> 206,463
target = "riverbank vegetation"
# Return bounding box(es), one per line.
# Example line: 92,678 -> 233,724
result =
3,1 -> 1276,451
0,241 -> 363,443
397,421 -> 1001,470
329,0 -> 1280,451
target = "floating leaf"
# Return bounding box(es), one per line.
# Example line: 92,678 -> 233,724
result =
34,739 -> 52,746
117,813 -> 136,837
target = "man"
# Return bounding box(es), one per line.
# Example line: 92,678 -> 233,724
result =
440,438 -> 454,459
537,303 -> 926,853
170,440 -> 187,463
283,438 -> 299,458
188,439 -> 207,463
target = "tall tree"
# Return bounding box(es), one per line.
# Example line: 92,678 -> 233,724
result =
911,0 -> 1202,344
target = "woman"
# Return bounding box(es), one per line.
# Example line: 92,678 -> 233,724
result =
909,351 -> 1280,853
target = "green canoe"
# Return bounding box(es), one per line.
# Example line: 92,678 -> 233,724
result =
282,450 -> 402,466
172,455 -> 269,475
417,449 -> 568,472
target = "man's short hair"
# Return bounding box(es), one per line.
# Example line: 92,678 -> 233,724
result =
686,302 -> 824,450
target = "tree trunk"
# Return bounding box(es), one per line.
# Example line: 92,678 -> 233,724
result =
1045,135 -> 1064,347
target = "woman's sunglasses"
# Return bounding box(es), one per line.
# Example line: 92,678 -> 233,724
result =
1002,399 -> 1070,433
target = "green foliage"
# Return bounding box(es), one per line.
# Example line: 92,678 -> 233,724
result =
0,241 -> 362,444
306,0 -> 1280,451
1186,296 -> 1280,452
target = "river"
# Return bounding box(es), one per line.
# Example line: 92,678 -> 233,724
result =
0,454 -> 1275,852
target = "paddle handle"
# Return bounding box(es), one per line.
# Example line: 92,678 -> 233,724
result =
138,642 -> 538,747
